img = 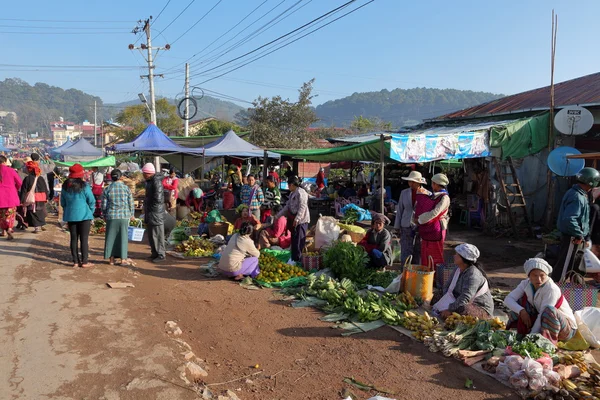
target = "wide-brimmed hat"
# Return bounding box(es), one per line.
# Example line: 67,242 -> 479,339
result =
401,171 -> 426,184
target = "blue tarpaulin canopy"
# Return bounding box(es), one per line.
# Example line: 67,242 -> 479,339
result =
0,145 -> 12,152
114,123 -> 202,155
50,139 -> 75,158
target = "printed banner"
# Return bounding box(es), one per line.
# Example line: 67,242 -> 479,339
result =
390,131 -> 490,163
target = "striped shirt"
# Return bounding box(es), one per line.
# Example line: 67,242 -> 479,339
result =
240,184 -> 264,211
101,181 -> 134,220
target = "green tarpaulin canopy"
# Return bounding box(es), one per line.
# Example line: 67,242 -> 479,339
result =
55,156 -> 116,168
490,113 -> 550,160
273,138 -> 394,163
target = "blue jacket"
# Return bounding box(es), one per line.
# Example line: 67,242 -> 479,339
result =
557,184 -> 590,238
61,184 -> 95,222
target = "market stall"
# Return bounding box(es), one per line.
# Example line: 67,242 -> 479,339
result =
58,138 -> 103,162
49,138 -> 74,159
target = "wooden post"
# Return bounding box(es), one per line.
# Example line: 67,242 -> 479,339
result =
545,10 -> 558,229
263,149 -> 268,186
380,134 -> 385,213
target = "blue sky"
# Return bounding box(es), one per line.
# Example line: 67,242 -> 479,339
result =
1,0 -> 599,111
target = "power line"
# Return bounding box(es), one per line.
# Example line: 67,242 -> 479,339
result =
156,0 -> 196,36
0,24 -> 131,30
157,0 -> 284,76
0,31 -> 130,35
0,18 -> 133,23
189,0 -> 305,71
151,0 -> 172,26
195,0 -> 374,85
0,63 -> 140,69
189,0 -> 358,79
199,88 -> 253,104
171,0 -> 224,45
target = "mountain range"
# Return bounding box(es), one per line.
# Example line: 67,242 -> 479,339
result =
0,77 -> 504,135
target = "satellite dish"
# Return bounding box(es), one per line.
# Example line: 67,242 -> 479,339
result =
554,106 -> 594,135
547,146 -> 585,176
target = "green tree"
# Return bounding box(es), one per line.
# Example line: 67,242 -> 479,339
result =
114,98 -> 180,140
350,115 -> 393,133
193,119 -> 242,136
242,79 -> 319,149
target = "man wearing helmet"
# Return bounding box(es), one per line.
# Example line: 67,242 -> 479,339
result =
553,167 -> 600,281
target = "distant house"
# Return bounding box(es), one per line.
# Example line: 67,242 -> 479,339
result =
186,117 -> 217,136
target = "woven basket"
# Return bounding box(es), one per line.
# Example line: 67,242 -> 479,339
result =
302,253 -> 323,270
346,230 -> 366,243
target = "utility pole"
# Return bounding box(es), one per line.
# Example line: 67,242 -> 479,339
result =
94,100 -> 97,146
129,18 -> 170,171
184,63 -> 190,137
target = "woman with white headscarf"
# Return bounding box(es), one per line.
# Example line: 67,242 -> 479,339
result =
504,258 -> 576,343
433,243 -> 494,320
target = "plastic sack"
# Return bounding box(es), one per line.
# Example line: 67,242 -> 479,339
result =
505,355 -> 524,373
558,329 -> 590,351
495,362 -> 512,381
522,358 -> 544,379
583,248 -> 600,273
314,216 -> 340,249
528,375 -> 547,391
544,369 -> 561,387
341,203 -> 372,221
575,307 -> 600,348
509,370 -> 529,389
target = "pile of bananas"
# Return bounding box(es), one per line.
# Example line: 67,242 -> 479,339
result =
562,362 -> 600,399
557,352 -> 589,373
175,237 -> 215,257
400,311 -> 441,341
397,291 -> 417,309
302,275 -> 410,323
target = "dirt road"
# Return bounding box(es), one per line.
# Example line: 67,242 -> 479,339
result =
0,221 -> 520,400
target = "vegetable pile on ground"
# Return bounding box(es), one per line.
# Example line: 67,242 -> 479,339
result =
90,218 -> 106,235
323,241 -> 371,284
426,320 -> 517,355
444,313 -> 506,330
301,274 -> 417,323
174,237 -> 215,257
257,253 -> 308,283
170,227 -> 190,242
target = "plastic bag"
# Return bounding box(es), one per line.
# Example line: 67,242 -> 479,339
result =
558,329 -> 590,351
505,355 -> 524,373
583,248 -> 600,273
536,355 -> 553,371
495,362 -> 512,381
575,307 -> 600,348
528,375 -> 547,391
314,216 -> 340,249
522,358 -> 544,379
341,203 -> 372,221
509,370 -> 529,389
544,369 -> 561,387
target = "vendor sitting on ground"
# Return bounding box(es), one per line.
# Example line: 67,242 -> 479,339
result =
197,200 -> 223,236
358,213 -> 392,269
233,204 -> 261,231
218,222 -> 260,280
504,258 -> 577,343
257,204 -> 291,250
433,243 -> 494,320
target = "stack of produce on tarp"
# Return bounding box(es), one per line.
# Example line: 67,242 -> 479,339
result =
256,252 -> 308,286
174,236 -> 215,257
90,218 -> 106,235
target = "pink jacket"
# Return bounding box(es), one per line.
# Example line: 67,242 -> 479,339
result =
0,165 -> 23,208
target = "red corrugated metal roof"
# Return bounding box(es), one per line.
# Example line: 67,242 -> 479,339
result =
432,72 -> 600,121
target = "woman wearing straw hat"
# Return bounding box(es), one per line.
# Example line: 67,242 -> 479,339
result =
394,171 -> 429,265
414,173 -> 450,268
